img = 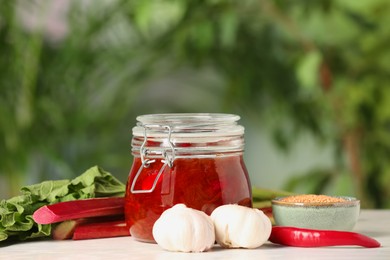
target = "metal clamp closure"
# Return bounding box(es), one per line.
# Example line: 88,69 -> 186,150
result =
131,124 -> 175,194
130,160 -> 168,194
140,124 -> 175,168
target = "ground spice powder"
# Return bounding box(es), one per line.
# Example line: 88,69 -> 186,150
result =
280,194 -> 347,204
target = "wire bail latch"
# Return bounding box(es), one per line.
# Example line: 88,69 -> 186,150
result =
130,124 -> 175,194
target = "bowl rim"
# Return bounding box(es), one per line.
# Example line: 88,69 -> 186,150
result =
271,195 -> 360,207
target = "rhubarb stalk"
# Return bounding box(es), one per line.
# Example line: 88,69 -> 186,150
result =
73,220 -> 129,240
33,197 -> 125,224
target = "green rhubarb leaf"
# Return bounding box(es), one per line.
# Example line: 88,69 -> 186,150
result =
0,166 -> 126,242
21,179 -> 70,202
0,232 -> 7,241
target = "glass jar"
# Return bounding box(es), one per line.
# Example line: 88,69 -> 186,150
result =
124,113 -> 252,242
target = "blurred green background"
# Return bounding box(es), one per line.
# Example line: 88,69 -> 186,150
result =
1,0 -> 390,208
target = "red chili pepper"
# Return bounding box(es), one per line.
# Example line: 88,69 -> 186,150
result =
269,226 -> 381,248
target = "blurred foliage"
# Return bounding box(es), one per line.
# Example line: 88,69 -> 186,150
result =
1,0 -> 390,208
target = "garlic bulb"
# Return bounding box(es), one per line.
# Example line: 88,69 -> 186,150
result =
152,204 -> 215,252
211,204 -> 272,249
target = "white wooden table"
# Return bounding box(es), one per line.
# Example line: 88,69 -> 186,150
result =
1,210 -> 389,259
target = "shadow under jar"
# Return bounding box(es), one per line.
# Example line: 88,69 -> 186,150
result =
124,113 -> 252,242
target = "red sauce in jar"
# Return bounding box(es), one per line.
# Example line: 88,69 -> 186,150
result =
124,155 -> 252,242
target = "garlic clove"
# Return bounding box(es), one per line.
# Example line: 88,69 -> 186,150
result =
211,204 -> 272,249
152,204 -> 215,253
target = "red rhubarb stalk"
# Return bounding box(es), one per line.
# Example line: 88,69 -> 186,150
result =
33,197 -> 125,224
269,226 -> 381,248
52,215 -> 126,240
72,220 -> 129,240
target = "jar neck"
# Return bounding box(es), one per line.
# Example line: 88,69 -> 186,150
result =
131,113 -> 245,165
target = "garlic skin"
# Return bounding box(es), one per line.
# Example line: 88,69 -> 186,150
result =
211,204 -> 272,249
152,204 -> 215,253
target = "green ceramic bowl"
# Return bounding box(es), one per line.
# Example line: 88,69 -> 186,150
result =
272,196 -> 360,231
